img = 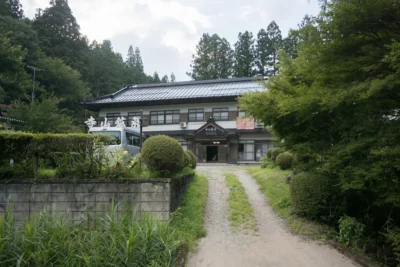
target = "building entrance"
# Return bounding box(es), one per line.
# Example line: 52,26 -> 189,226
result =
206,146 -> 218,162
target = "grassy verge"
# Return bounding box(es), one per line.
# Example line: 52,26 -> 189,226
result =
247,167 -> 336,240
170,173 -> 209,247
225,173 -> 256,232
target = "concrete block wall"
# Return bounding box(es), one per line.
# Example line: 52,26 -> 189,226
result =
0,176 -> 193,223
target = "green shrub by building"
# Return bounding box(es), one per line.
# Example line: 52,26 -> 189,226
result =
183,150 -> 192,168
276,152 -> 294,170
141,135 -> 185,175
271,148 -> 285,162
290,172 -> 340,221
185,150 -> 197,169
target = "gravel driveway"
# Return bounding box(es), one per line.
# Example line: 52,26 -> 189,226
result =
187,166 -> 359,267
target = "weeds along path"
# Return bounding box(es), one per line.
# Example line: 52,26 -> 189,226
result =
188,166 -> 359,267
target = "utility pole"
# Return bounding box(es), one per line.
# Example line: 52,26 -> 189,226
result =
27,65 -> 45,105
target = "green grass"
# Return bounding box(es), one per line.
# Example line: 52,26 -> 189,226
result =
170,173 -> 209,247
225,173 -> 256,232
247,167 -> 336,240
0,205 -> 180,267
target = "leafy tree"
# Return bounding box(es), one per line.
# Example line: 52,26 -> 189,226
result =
0,34 -> 31,103
32,0 -> 89,76
8,94 -> 75,133
233,31 -> 255,77
170,72 -> 176,82
240,0 -> 400,264
0,0 -> 23,19
282,15 -> 314,59
161,75 -> 169,83
187,33 -> 233,80
35,55 -> 90,120
0,16 -> 40,65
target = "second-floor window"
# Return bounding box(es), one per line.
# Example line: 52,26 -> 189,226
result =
150,110 -> 180,125
212,108 -> 229,121
188,109 -> 204,122
127,112 -> 141,125
106,113 -> 120,126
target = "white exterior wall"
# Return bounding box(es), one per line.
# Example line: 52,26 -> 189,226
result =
98,102 -> 238,117
99,101 -> 239,131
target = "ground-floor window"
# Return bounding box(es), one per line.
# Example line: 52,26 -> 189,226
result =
238,141 -> 274,161
179,141 -> 191,150
238,141 -> 255,161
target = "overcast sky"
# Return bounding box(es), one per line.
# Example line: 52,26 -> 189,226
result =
21,0 -> 321,81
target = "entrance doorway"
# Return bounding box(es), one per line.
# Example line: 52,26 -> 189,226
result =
206,146 -> 218,162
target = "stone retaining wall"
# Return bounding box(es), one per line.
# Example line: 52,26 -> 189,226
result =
0,175 -> 193,222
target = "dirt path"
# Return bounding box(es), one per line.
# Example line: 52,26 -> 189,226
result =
187,166 -> 359,267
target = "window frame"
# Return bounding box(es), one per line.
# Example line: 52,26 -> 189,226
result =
127,112 -> 141,126
125,131 -> 140,147
150,110 -> 180,125
212,107 -> 229,121
106,113 -> 121,127
165,110 -> 180,124
188,108 -> 204,122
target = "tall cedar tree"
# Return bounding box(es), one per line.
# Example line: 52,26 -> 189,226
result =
187,33 -> 233,80
0,0 -> 23,19
170,72 -> 176,82
32,0 -> 90,77
161,75 -> 169,83
265,21 -> 282,76
240,0 -> 400,264
88,40 -> 125,97
153,72 -> 161,83
233,31 -> 255,77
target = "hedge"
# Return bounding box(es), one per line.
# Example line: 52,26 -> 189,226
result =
290,172 -> 340,221
185,150 -> 197,169
0,131 -> 117,179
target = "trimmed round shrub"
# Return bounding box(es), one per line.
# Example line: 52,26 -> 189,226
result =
276,152 -> 294,170
141,135 -> 185,174
183,150 -> 192,167
271,148 -> 285,162
266,148 -> 274,159
185,150 -> 197,169
290,172 -> 340,220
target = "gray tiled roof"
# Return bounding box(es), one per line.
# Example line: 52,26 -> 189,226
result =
84,77 -> 267,104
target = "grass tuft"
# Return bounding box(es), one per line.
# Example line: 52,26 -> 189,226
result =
247,167 -> 336,240
225,173 -> 256,232
170,173 -> 209,248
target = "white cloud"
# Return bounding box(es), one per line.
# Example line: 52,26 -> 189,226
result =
21,0 -> 212,50
161,29 -> 198,54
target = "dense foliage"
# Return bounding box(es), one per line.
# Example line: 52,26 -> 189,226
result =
187,20 -> 296,80
0,131 -> 117,179
290,172 -> 340,221
0,0 -> 170,130
240,0 -> 400,264
141,135 -> 185,175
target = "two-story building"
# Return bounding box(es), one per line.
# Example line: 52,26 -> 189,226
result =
83,77 -> 274,163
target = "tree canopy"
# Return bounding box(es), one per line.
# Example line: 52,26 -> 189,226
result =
240,0 -> 400,264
